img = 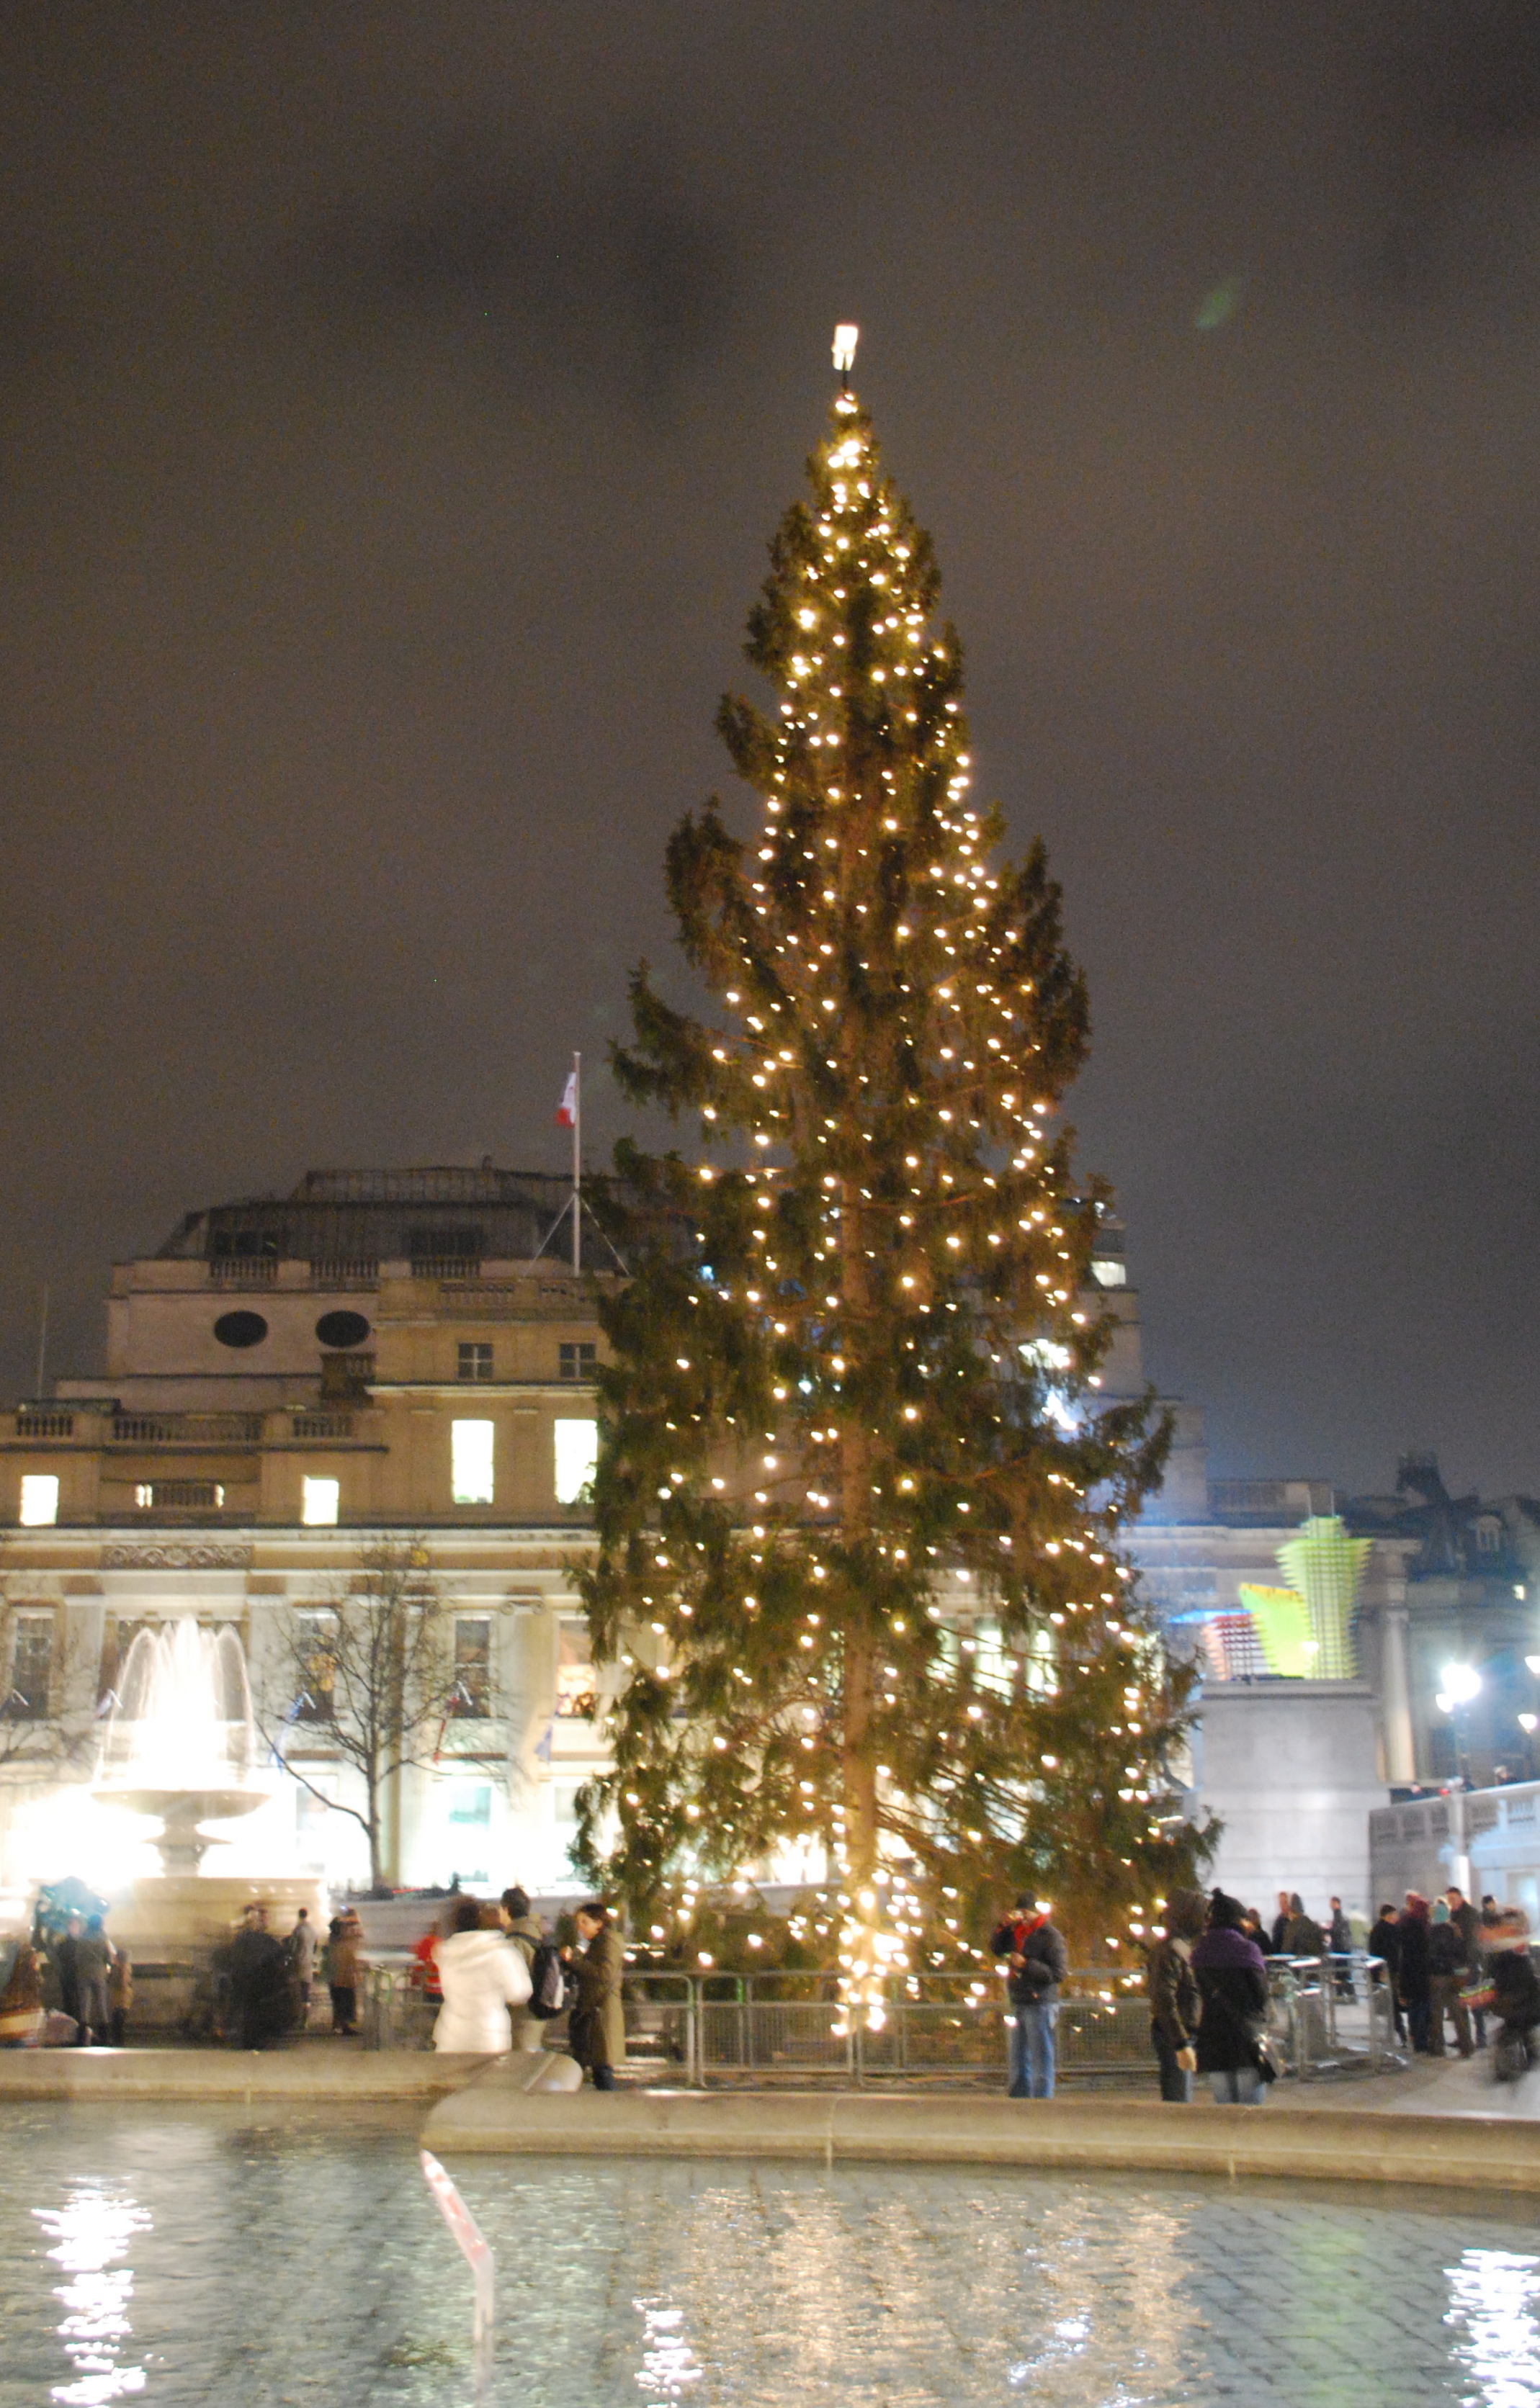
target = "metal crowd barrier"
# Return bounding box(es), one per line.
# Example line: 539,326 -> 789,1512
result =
360,1952 -> 1401,2085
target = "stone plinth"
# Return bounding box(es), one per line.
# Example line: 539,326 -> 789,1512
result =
1191,1680 -> 1387,1917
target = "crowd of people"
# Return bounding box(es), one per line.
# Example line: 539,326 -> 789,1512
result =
993,1879 -> 1540,2105
1139,1882 -> 1540,2103
0,1884 -> 621,2075
413,1887 -> 622,2085
0,1909 -> 133,2048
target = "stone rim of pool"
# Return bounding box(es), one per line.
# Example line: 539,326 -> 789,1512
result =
420,2072 -> 1540,2196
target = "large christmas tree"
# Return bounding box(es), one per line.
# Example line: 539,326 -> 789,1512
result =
578,338 -> 1208,2008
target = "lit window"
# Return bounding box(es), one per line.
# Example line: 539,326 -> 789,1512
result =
553,1418 -> 598,1505
19,1475 -> 59,1527
1091,1259 -> 1127,1288
555,1618 -> 596,1718
452,1419 -> 495,1505
457,1342 -> 493,1383
559,1342 -> 596,1381
452,1616 -> 491,1717
6,1612 -> 53,1717
449,1780 -> 491,1828
295,1609 -> 337,1722
302,1477 -> 340,1527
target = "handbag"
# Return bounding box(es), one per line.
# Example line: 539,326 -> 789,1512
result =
1252,2029 -> 1281,2084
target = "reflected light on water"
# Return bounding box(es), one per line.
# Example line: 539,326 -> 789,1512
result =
633,2298 -> 702,2395
32,2184 -> 151,2406
1447,2249 -> 1540,2408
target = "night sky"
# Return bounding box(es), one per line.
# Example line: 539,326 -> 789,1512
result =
2,5 -> 1537,1498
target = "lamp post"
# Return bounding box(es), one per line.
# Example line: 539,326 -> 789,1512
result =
1433,1656 -> 1540,1787
1433,1661 -> 1483,1787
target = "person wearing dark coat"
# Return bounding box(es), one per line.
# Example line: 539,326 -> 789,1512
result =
1367,1904 -> 1404,2042
1282,1895 -> 1325,1957
990,1895 -> 1070,2098
1428,1900 -> 1474,2059
1145,1889 -> 1204,2103
1397,1894 -> 1433,2052
1327,1897 -> 1356,2001
1191,1890 -> 1271,2105
1268,1892 -> 1292,1956
53,1915 -> 83,2032
1487,1911 -> 1540,2072
226,1903 -> 290,2050
563,1901 -> 625,2089
73,1918 -> 112,2047
1445,1888 -> 1486,2047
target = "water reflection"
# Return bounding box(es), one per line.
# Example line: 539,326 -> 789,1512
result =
33,2183 -> 151,2407
633,2299 -> 702,2396
1447,2249 -> 1540,2408
6,2111 -> 1540,2406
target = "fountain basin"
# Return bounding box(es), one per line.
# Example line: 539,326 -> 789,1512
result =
93,1784 -> 269,1876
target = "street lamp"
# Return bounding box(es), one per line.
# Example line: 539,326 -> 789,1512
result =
1434,1663 -> 1483,1784
1433,1662 -> 1482,1715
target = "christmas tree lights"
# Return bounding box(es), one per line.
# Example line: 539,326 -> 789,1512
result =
576,333 -> 1212,2004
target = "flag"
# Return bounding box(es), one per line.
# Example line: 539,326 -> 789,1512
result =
556,1069 -> 578,1128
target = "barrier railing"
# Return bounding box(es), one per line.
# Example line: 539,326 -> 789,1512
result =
361,1952 -> 1402,2085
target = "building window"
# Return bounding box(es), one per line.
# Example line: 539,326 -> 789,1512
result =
294,1609 -> 337,1722
302,1477 -> 340,1527
133,1481 -> 224,1511
553,1419 -> 598,1505
18,1475 -> 59,1528
452,1616 -> 491,1717
457,1342 -> 493,1383
1477,1517 -> 1502,1555
6,1612 -> 53,1718
451,1419 -> 496,1506
559,1342 -> 596,1381
555,1617 -> 596,1719
1090,1259 -> 1127,1288
446,1782 -> 491,1884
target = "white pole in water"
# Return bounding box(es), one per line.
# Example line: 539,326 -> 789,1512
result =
571,1048 -> 581,1274
420,2147 -> 495,2386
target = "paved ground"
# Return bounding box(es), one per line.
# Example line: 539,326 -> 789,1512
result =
1273,2047 -> 1540,2119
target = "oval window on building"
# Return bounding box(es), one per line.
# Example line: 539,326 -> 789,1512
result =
315,1310 -> 371,1349
213,1310 -> 269,1349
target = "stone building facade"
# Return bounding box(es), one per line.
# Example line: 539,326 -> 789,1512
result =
0,1168 -> 622,1902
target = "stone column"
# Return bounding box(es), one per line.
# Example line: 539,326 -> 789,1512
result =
1380,1573 -> 1415,1786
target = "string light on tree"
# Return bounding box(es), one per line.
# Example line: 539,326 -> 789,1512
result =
574,326 -> 1212,2013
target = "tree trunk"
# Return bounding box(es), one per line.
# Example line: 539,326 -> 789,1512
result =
838,1180 -> 878,1890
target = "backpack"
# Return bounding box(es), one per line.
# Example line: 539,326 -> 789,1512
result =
525,1937 -> 567,2021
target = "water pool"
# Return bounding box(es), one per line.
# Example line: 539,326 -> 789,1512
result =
1,2103 -> 1537,2407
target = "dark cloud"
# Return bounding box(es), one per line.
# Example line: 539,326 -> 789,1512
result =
0,3 -> 1536,1497
297,136 -> 739,410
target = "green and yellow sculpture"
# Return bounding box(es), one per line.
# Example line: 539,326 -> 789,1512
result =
1237,1515 -> 1370,1679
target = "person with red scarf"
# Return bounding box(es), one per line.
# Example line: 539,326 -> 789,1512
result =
990,1894 -> 1069,2098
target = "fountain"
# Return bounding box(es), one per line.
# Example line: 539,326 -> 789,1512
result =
91,1619 -> 325,2023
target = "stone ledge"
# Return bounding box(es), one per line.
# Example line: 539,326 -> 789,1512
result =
0,2048 -> 475,2102
421,2086 -> 1540,2195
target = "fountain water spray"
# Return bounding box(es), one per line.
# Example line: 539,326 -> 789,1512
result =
94,1619 -> 272,1872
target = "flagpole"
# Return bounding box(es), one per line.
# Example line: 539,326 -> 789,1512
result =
572,1050 -> 581,1274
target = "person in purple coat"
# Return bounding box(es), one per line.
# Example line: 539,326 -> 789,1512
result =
1191,1890 -> 1271,2105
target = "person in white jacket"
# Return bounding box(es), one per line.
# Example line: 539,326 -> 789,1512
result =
432,1900 -> 532,2053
